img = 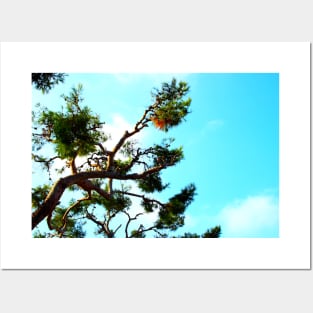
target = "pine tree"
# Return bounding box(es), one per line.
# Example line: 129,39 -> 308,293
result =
32,74 -> 221,238
32,73 -> 67,94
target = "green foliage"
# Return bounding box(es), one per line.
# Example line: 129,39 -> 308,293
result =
141,199 -> 158,213
152,144 -> 184,167
177,226 -> 221,238
156,184 -> 196,231
121,140 -> 137,157
202,226 -> 221,238
113,159 -> 132,175
68,223 -> 86,238
166,183 -> 196,215
32,185 -> 50,209
36,85 -> 107,159
49,207 -> 71,229
49,207 -> 86,238
138,172 -> 168,193
92,192 -> 132,214
150,78 -> 192,131
33,230 -> 49,238
32,77 -> 222,238
137,139 -> 181,193
130,230 -> 146,238
32,73 -> 67,94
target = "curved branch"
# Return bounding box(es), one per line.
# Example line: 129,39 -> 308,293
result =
112,224 -> 122,237
32,178 -> 68,230
60,192 -> 92,231
129,224 -> 161,238
32,155 -> 60,163
106,102 -> 156,171
116,190 -> 165,208
86,211 -> 112,237
32,165 -> 166,229
123,211 -> 144,238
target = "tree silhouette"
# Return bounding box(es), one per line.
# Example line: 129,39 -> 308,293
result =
32,74 -> 221,238
32,73 -> 67,94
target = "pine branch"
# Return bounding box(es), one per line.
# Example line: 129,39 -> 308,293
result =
60,192 -> 92,231
32,165 -> 166,229
116,190 -> 165,208
123,211 -> 144,238
86,211 -> 113,237
106,101 -> 157,171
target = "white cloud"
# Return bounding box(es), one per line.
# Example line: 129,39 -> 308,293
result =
178,193 -> 279,238
101,113 -> 147,152
113,74 -> 141,85
206,119 -> 224,129
102,114 -> 133,150
217,194 -> 279,238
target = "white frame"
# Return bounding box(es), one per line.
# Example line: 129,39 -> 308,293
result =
0,42 -> 310,269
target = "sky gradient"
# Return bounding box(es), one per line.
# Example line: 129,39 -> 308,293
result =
32,73 -> 279,238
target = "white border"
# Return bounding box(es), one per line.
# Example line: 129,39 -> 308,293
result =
0,42 -> 310,269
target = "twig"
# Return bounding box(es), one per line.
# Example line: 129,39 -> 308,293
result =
60,192 -> 92,231
123,211 -> 144,238
116,190 -> 164,208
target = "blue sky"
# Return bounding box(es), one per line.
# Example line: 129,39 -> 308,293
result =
32,73 -> 279,238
